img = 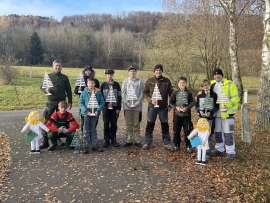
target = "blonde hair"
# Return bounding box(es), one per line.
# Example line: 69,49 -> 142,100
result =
200,79 -> 210,87
58,101 -> 67,108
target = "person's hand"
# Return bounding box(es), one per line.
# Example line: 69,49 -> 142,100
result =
168,106 -> 172,112
95,111 -> 98,116
176,106 -> 181,112
197,91 -> 202,95
78,86 -> 82,92
62,128 -> 69,134
200,111 -> 204,117
116,110 -> 120,114
151,100 -> 157,106
46,88 -> 50,94
58,127 -> 63,133
108,103 -> 113,108
129,104 -> 135,108
87,112 -> 92,116
68,103 -> 72,110
181,107 -> 187,112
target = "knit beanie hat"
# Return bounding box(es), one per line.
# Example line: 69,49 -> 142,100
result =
84,65 -> 93,72
213,68 -> 223,76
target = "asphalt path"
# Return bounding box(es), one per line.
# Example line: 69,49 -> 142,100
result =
0,104 -> 179,203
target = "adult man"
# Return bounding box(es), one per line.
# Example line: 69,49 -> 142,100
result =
122,66 -> 144,147
211,68 -> 240,160
74,65 -> 100,134
142,64 -> 174,150
40,59 -> 73,149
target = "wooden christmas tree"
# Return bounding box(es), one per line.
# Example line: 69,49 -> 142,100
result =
127,83 -> 137,107
151,83 -> 162,107
200,91 -> 213,116
105,85 -> 117,109
216,85 -> 229,111
71,129 -> 82,154
87,90 -> 99,116
75,72 -> 85,93
42,73 -> 54,95
177,88 -> 188,108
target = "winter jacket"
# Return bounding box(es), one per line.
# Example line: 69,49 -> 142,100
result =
41,72 -> 72,104
100,80 -> 122,110
78,87 -> 104,116
170,88 -> 196,117
210,78 -> 240,119
144,76 -> 174,108
195,90 -> 219,119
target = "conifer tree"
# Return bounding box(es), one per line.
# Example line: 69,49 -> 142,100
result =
30,32 -> 44,65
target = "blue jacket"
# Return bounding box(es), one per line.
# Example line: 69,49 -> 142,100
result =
78,87 -> 104,116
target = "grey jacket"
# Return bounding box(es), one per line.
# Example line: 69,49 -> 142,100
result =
121,77 -> 144,111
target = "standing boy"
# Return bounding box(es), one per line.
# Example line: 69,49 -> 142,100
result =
100,69 -> 122,147
142,64 -> 174,150
46,101 -> 79,151
78,78 -> 105,154
211,68 -> 240,160
121,66 -> 144,147
170,77 -> 196,152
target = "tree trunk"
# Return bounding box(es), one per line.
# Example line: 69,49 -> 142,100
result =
254,0 -> 270,130
228,1 -> 243,103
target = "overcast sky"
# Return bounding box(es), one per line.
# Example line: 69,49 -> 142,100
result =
0,0 -> 163,21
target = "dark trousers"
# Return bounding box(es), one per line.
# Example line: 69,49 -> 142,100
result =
173,115 -> 193,148
47,131 -> 75,146
144,107 -> 171,145
102,107 -> 119,142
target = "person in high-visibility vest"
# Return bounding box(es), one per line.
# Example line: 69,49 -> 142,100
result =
210,68 -> 240,160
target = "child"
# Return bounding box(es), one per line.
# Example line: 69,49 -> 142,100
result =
188,118 -> 211,165
121,66 -> 144,147
46,101 -> 79,151
100,69 -> 122,147
196,79 -> 219,158
170,77 -> 196,152
21,111 -> 49,154
78,78 -> 105,154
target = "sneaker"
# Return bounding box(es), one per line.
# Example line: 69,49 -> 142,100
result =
103,141 -> 110,147
35,150 -> 41,154
68,146 -> 75,150
225,154 -> 235,160
92,147 -> 104,152
112,141 -> 120,147
196,160 -> 201,165
48,144 -> 57,151
164,144 -> 173,151
212,150 -> 224,156
142,143 -> 150,150
82,150 -> 89,154
200,161 -> 207,166
134,143 -> 143,148
123,142 -> 133,147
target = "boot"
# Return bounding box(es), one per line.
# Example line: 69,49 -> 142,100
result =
40,136 -> 49,149
83,143 -> 89,154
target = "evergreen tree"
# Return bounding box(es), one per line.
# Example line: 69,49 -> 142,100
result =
30,32 -> 43,65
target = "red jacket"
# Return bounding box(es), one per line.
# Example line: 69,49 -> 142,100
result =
46,111 -> 79,133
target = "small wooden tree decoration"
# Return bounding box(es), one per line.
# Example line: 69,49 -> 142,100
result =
216,84 -> 229,112
87,90 -> 99,116
200,91 -> 213,116
151,83 -> 162,107
177,88 -> 188,108
105,85 -> 117,109
42,73 -> 54,95
127,83 -> 137,107
75,72 -> 85,93
71,129 -> 82,154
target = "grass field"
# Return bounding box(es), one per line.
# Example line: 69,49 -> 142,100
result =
0,66 -> 260,111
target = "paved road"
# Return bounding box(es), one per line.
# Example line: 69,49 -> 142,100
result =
0,104 -> 179,202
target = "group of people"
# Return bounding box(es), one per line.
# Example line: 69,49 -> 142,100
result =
37,59 -> 240,164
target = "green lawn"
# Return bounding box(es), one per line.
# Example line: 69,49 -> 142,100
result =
0,66 -> 259,111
